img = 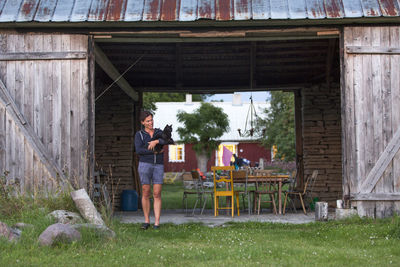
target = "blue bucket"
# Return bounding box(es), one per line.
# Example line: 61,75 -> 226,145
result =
121,190 -> 138,211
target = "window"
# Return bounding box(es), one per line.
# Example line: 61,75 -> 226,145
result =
169,144 -> 185,162
216,143 -> 238,166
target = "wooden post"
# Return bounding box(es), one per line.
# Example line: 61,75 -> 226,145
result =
70,188 -> 105,226
294,90 -> 304,190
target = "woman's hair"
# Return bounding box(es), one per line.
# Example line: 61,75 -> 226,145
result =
139,110 -> 153,122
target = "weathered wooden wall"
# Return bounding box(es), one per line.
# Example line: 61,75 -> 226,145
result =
95,83 -> 135,210
342,26 -> 400,218
302,83 -> 342,207
0,32 -> 90,193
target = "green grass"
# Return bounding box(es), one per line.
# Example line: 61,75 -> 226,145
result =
2,192 -> 400,266
1,207 -> 400,266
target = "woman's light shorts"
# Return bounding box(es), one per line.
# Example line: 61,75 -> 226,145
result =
138,162 -> 164,185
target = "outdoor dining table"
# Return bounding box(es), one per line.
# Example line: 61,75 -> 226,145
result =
233,174 -> 290,215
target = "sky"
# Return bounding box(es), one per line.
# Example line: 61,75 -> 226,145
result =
205,91 -> 270,103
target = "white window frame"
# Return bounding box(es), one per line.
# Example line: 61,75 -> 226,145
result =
168,144 -> 185,163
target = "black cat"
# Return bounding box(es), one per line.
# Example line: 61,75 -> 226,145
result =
151,124 -> 174,152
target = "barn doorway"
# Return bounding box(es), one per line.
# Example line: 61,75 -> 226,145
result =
92,30 -> 341,210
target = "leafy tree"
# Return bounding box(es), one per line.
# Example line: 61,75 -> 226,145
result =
177,103 -> 229,172
143,93 -> 209,112
257,91 -> 295,162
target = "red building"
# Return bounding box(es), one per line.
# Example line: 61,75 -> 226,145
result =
163,142 -> 271,172
155,94 -> 271,172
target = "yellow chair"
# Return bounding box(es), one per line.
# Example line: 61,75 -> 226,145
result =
212,166 -> 240,217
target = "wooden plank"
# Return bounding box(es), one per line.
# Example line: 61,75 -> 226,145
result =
362,27 -> 374,185
351,27 -> 372,216
94,44 -> 138,101
60,34 -> 71,181
23,34 -> 34,126
370,27 -> 386,217
15,125 -> 24,191
70,35 -> 81,187
0,105 -> 5,174
5,33 -> 15,179
51,35 -> 62,167
390,26 -> 400,213
0,51 -> 87,61
12,33 -> 24,186
78,34 -> 88,189
24,138 -> 33,193
87,36 -> 95,194
346,46 -> 400,54
5,112 -> 14,180
351,193 -> 400,201
352,27 -> 363,193
43,35 -> 53,162
379,26 -> 394,218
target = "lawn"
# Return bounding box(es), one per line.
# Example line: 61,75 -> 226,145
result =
1,195 -> 400,266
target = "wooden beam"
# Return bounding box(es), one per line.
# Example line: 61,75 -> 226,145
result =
294,90 -> 304,191
346,46 -> 400,54
0,78 -> 69,186
351,193 -> 400,201
358,126 -> 400,194
90,27 -> 340,36
95,35 -> 338,44
134,84 -> 307,93
94,44 -> 138,101
0,51 -> 87,61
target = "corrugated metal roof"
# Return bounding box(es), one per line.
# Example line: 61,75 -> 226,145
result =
153,100 -> 269,142
0,0 -> 399,23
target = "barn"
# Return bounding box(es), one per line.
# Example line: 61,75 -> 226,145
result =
0,0 -> 399,216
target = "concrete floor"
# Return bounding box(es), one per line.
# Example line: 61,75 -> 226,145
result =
114,209 -> 330,227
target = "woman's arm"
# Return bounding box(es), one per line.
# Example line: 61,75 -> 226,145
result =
134,132 -> 154,155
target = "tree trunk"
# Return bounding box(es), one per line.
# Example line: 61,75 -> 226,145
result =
196,151 -> 209,173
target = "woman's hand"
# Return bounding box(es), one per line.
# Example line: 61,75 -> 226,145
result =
147,140 -> 159,151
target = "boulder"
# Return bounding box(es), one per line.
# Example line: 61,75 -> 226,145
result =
47,210 -> 84,225
72,223 -> 116,239
38,223 -> 81,246
0,221 -> 20,242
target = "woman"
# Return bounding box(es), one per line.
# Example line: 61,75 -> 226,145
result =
135,110 -> 166,230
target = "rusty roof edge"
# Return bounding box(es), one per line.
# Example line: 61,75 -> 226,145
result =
0,16 -> 399,29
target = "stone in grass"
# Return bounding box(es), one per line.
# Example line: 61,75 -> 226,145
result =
0,221 -> 20,242
38,223 -> 81,246
47,210 -> 84,225
71,223 -> 116,239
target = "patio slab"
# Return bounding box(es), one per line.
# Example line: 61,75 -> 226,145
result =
114,209 -> 329,227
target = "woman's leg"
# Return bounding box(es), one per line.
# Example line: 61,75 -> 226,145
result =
153,184 -> 162,226
142,184 -> 151,224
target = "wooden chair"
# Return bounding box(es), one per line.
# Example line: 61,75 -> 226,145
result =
182,170 -> 213,216
254,175 -> 277,215
283,170 -> 318,215
212,166 -> 240,217
232,168 -> 253,215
